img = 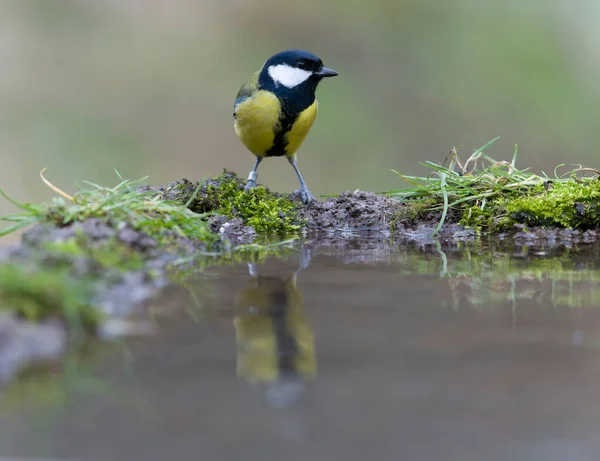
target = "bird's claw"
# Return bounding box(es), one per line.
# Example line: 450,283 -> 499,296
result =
244,180 -> 257,192
297,187 -> 313,205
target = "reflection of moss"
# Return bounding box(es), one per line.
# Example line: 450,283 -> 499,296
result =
44,236 -> 144,272
172,172 -> 305,235
0,229 -> 156,326
0,264 -> 101,328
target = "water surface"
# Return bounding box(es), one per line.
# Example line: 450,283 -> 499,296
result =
2,238 -> 600,461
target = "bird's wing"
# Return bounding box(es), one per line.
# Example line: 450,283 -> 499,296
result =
233,70 -> 260,117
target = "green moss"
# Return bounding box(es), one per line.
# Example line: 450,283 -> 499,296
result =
455,178 -> 600,232
504,179 -> 600,229
459,198 -> 510,232
459,205 -> 487,231
176,172 -> 305,235
0,264 -> 102,328
391,198 -> 437,229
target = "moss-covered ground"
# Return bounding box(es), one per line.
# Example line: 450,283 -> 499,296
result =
162,173 -> 305,235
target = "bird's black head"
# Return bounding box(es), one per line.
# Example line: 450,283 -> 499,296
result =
258,50 -> 338,107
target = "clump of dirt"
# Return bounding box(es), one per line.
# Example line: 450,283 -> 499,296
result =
207,215 -> 257,243
299,190 -> 401,231
295,189 -> 477,244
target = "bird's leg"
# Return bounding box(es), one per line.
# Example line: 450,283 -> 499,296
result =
287,156 -> 313,205
245,157 -> 263,192
291,245 -> 312,284
247,262 -> 259,278
298,245 -> 312,273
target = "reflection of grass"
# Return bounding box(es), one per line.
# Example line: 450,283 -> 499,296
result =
397,246 -> 600,309
386,137 -> 600,236
1,341 -> 156,422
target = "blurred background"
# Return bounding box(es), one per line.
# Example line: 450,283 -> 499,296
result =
1,0 -> 600,226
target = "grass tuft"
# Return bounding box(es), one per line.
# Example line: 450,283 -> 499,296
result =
0,170 -> 219,245
386,137 -> 600,235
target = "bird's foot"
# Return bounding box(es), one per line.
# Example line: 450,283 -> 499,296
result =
244,180 -> 257,192
295,187 -> 313,205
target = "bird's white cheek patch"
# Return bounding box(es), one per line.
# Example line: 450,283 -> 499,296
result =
268,64 -> 312,88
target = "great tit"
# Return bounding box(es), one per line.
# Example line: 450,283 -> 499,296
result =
233,50 -> 338,204
233,250 -> 315,406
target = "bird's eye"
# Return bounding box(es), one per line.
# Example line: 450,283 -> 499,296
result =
297,60 -> 307,69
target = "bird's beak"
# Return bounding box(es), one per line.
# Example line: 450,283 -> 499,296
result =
314,67 -> 339,78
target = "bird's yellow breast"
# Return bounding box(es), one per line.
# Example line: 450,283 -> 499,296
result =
234,90 -> 280,157
234,91 -> 318,158
285,100 -> 318,157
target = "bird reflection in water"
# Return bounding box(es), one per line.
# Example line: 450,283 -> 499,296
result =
233,249 -> 316,408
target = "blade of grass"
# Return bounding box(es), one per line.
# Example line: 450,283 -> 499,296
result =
429,172 -> 448,237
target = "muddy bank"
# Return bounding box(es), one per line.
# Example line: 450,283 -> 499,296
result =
150,172 -> 600,245
147,172 -> 458,242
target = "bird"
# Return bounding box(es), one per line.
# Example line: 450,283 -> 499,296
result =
234,248 -> 315,407
233,49 -> 338,205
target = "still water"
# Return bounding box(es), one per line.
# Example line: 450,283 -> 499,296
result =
2,237 -> 600,461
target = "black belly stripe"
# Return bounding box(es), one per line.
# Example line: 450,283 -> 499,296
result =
265,101 -> 300,157
270,291 -> 298,374
257,72 -> 318,157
